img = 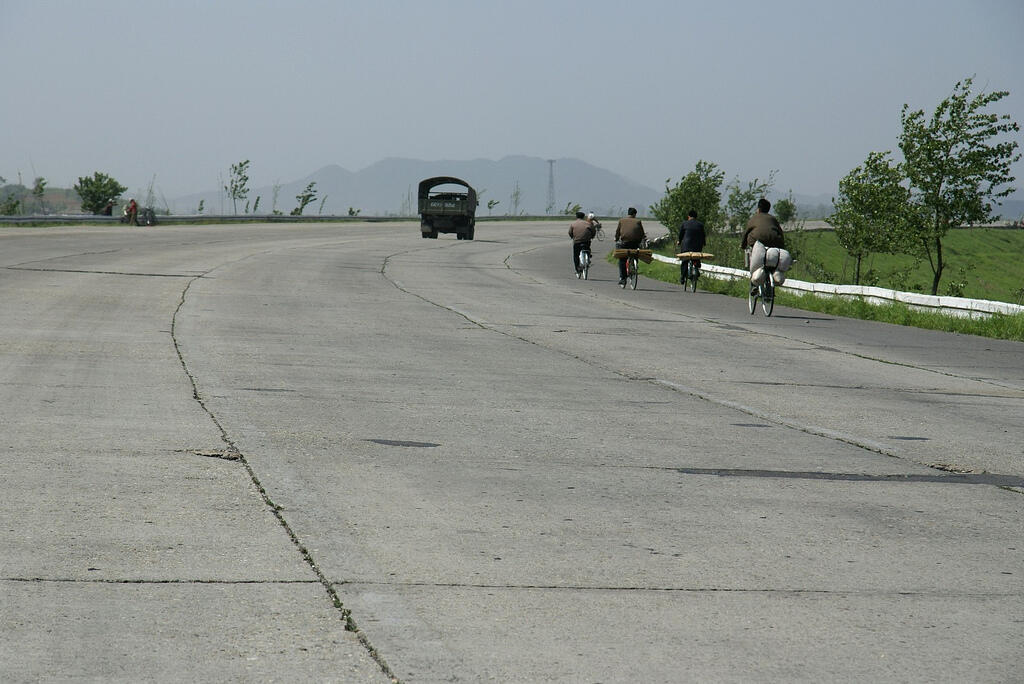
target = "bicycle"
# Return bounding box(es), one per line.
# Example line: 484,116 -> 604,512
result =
577,246 -> 591,280
682,260 -> 699,292
677,251 -> 711,293
748,262 -> 776,316
620,247 -> 642,289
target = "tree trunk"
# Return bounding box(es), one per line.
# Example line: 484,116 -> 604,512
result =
930,234 -> 944,295
854,255 -> 862,285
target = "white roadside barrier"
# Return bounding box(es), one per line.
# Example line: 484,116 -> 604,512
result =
652,253 -> 1024,319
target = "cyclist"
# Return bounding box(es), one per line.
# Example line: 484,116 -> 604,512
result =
568,211 -> 596,276
741,198 -> 784,251
586,212 -> 603,240
614,207 -> 646,286
676,209 -> 706,284
741,198 -> 785,287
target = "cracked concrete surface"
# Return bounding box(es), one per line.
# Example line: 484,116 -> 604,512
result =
2,221 -> 1022,682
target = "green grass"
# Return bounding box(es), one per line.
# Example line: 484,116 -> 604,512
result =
630,250 -> 1024,342
784,227 -> 1024,304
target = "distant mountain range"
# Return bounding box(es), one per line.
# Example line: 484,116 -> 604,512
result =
173,156 -> 663,217
169,155 -> 1024,221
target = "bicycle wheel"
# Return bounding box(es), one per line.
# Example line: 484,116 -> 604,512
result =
629,258 -> 638,289
748,281 -> 757,314
581,251 -> 590,280
762,278 -> 775,316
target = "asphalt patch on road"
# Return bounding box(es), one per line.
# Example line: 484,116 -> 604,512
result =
366,439 -> 441,448
674,466 -> 1024,488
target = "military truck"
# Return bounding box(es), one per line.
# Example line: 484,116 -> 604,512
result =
418,176 -> 478,240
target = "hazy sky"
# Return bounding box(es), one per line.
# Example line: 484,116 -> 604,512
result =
2,0 -> 1022,202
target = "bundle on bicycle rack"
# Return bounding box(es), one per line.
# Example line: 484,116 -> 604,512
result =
612,248 -> 654,263
748,241 -> 792,285
675,252 -> 714,260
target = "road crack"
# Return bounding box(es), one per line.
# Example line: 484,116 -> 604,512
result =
170,267 -> 399,683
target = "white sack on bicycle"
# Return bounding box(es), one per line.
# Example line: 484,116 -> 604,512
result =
765,247 -> 780,268
771,248 -> 793,284
750,241 -> 767,270
777,248 -> 793,272
750,266 -> 767,285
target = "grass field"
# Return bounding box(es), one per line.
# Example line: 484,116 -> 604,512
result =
784,227 -> 1024,304
628,227 -> 1024,342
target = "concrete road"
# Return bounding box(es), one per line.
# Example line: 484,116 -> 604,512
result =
1,221 -> 1021,682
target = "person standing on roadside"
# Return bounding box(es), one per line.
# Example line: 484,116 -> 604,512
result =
568,211 -> 596,276
676,209 -> 706,284
125,198 -> 138,226
614,207 -> 646,285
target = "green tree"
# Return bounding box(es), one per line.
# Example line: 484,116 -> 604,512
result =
830,151 -> 911,284
0,190 -> 21,215
899,77 -> 1021,295
487,198 -> 500,215
32,177 -> 47,213
650,160 -> 726,240
774,191 -> 797,224
562,201 -> 582,216
724,170 -> 776,231
224,159 -> 251,214
74,171 -> 128,214
291,181 -> 318,215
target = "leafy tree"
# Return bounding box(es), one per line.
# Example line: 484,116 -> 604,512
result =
650,160 -> 726,240
774,192 -> 797,224
291,181 -> 318,215
562,201 -> 582,216
197,199 -> 205,214
347,206 -> 360,216
830,151 -> 911,284
724,170 -> 776,230
32,177 -> 47,212
899,76 -> 1021,294
0,194 -> 21,215
487,198 -> 500,215
224,159 -> 251,214
74,171 -> 128,214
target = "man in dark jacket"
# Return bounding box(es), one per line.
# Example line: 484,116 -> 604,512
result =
614,207 -> 646,285
676,209 -> 706,284
568,211 -> 596,276
741,198 -> 784,251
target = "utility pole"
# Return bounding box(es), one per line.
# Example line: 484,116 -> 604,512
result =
546,159 -> 556,215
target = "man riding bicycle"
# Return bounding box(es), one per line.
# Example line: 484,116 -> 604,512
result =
742,198 -> 791,290
569,211 -> 596,276
614,207 -> 646,286
676,209 -> 706,284
741,198 -> 784,253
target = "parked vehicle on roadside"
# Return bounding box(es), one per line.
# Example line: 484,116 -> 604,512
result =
418,176 -> 478,240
